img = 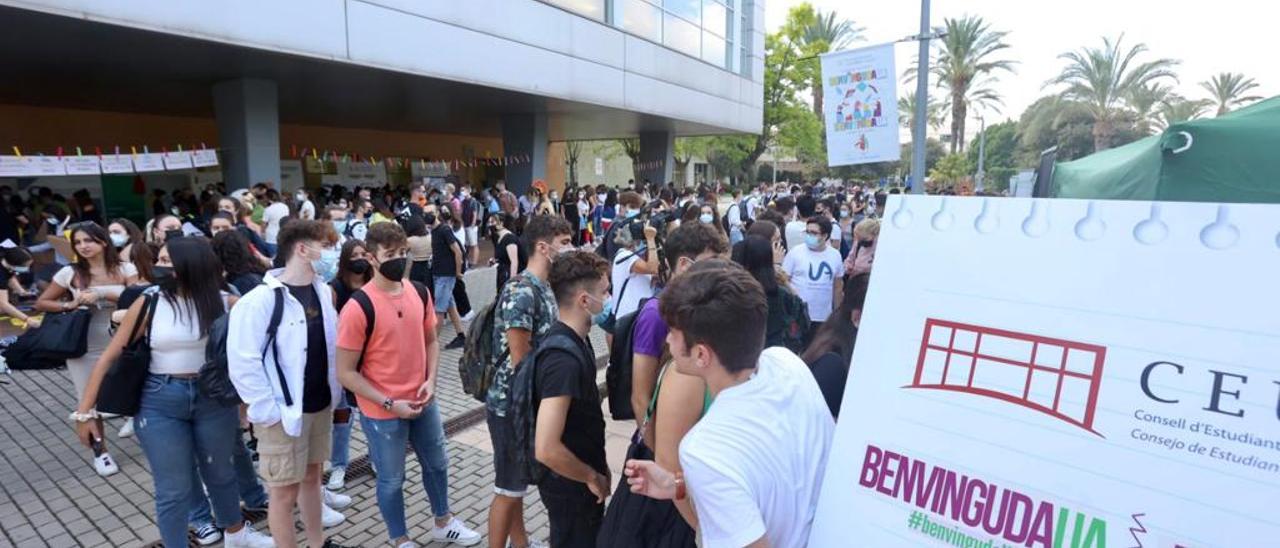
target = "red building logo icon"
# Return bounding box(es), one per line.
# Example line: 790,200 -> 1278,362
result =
907,319 -> 1106,435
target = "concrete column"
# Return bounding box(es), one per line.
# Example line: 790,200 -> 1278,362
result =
213,79 -> 280,192
501,113 -> 548,195
637,130 -> 674,186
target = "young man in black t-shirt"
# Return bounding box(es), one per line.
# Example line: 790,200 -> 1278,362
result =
533,250 -> 612,547
426,211 -> 468,348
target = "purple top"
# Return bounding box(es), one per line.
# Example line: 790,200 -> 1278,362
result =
632,298 -> 668,358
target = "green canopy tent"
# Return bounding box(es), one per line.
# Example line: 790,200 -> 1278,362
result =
1052,96 -> 1280,203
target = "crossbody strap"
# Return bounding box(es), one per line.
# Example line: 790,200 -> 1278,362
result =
263,287 -> 292,407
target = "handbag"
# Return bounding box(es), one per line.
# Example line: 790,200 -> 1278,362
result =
96,292 -> 159,416
28,308 -> 93,360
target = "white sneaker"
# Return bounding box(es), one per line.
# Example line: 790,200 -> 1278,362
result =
508,540 -> 549,548
117,418 -> 135,438
324,488 -> 352,509
322,503 -> 346,528
92,453 -> 119,477
223,522 -> 273,548
432,517 -> 482,546
396,542 -> 419,548
326,467 -> 346,491
191,523 -> 222,546
461,310 -> 477,323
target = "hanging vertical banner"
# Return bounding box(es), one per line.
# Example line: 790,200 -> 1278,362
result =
820,43 -> 900,167
100,154 -> 135,174
191,148 -> 219,168
809,197 -> 1280,547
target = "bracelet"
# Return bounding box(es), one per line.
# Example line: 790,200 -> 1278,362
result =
68,410 -> 99,423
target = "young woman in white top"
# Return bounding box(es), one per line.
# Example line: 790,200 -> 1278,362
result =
295,189 -> 316,221
35,222 -> 138,477
71,237 -> 274,548
609,193 -> 660,321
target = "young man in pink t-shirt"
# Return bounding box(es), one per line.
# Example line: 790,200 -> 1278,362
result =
336,222 -> 481,548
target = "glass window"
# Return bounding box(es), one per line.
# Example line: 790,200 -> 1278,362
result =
703,0 -> 727,37
701,31 -> 726,66
545,0 -> 606,21
619,0 -> 663,42
664,12 -> 701,58
664,0 -> 701,22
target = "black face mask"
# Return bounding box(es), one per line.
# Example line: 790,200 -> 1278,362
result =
152,266 -> 175,286
164,229 -> 183,242
377,257 -> 407,280
349,259 -> 371,275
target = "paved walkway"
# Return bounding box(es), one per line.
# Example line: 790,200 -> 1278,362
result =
0,262 -> 614,548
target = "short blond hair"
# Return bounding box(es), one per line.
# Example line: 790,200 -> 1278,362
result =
853,218 -> 881,241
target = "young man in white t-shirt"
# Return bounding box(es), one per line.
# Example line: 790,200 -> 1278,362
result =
622,260 -> 834,548
782,217 -> 845,332
261,189 -> 291,252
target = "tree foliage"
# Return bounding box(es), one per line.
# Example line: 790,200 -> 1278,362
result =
1200,72 -> 1263,116
1050,35 -> 1179,152
929,153 -> 972,185
967,120 -> 1018,191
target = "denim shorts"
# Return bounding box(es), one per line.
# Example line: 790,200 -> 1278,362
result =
485,409 -> 528,497
432,275 -> 456,312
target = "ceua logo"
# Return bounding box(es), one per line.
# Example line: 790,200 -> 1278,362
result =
904,319 -> 1107,436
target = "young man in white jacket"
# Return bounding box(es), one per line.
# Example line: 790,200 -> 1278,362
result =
229,219 -> 352,548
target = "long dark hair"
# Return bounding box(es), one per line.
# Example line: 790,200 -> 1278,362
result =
734,235 -> 777,293
211,230 -> 266,278
337,239 -> 372,287
801,273 -> 871,366
161,237 -> 225,337
108,218 -> 143,244
130,242 -> 160,283
69,223 -> 123,288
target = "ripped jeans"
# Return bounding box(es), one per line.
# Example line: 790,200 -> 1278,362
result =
361,400 -> 451,540
135,374 -> 241,548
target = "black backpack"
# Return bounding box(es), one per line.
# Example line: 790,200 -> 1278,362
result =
510,332 -> 594,486
605,296 -> 653,421
346,281 -> 432,405
200,287 -> 288,407
1,330 -> 64,370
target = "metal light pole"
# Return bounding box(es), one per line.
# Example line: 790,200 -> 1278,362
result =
910,0 -> 931,194
975,114 -> 986,193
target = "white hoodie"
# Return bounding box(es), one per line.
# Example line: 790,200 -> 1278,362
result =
227,269 -> 341,437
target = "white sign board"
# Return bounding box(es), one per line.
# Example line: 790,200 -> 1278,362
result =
162,150 -> 194,171
62,156 -> 102,176
810,196 -> 1280,547
191,148 -> 219,168
820,43 -> 900,167
100,154 -> 135,174
0,156 -> 33,177
594,157 -> 604,176
133,153 -> 166,173
338,161 -> 387,188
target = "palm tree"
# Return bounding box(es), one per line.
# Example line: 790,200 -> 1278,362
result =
927,15 -> 1017,154
1126,83 -> 1172,135
1155,97 -> 1211,131
1200,72 -> 1263,116
1051,35 -> 1179,152
799,10 -> 863,119
898,90 -> 947,133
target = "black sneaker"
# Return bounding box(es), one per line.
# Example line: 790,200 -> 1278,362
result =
445,334 -> 466,350
321,540 -> 354,548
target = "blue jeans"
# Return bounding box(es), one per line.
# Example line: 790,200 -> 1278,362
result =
361,401 -> 451,540
187,427 -> 269,527
331,401 -> 354,469
135,375 -> 241,548
433,275 -> 457,312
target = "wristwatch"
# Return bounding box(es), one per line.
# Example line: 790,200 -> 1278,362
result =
381,397 -> 394,411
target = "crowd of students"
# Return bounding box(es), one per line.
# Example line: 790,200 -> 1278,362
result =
1,175 -> 882,548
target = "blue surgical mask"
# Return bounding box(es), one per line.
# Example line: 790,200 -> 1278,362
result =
332,220 -> 348,234
11,265 -> 29,274
626,209 -> 640,219
310,246 -> 341,282
109,233 -> 130,248
699,213 -> 714,224
805,234 -> 823,250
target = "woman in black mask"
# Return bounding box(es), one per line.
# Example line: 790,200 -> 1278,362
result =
325,238 -> 374,489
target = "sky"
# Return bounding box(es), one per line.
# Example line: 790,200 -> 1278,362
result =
766,0 -> 1276,134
